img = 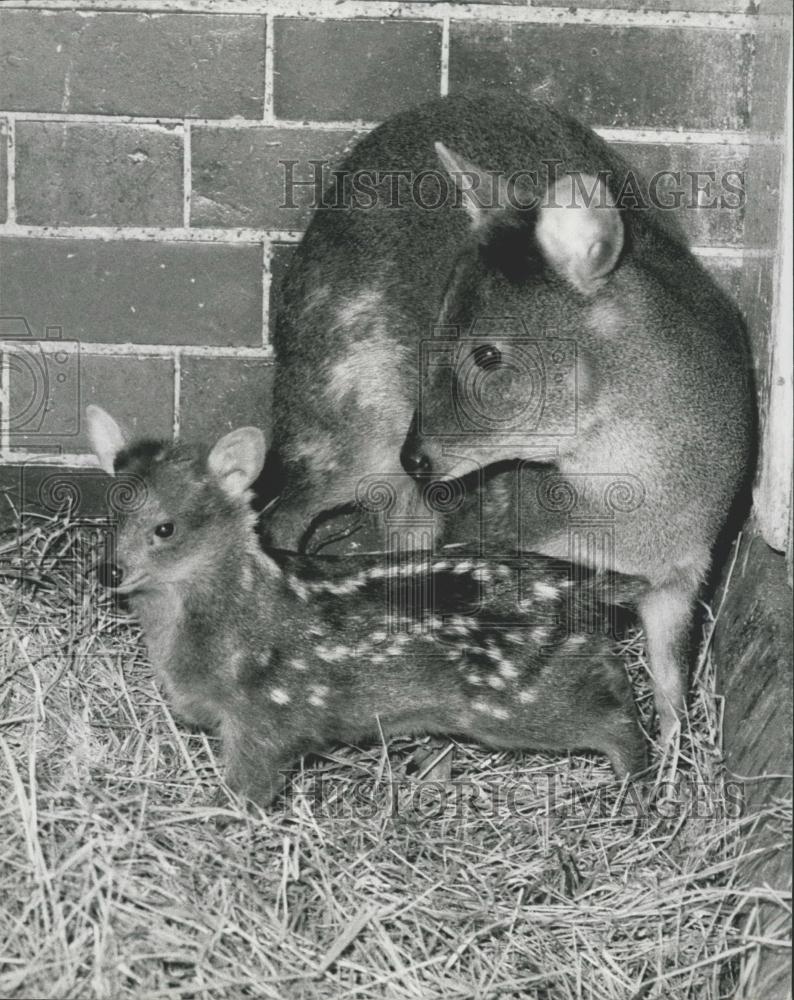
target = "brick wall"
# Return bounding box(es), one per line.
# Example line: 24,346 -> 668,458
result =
0,0 -> 789,518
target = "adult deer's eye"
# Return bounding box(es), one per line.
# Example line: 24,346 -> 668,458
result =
471,344 -> 502,369
154,522 -> 175,539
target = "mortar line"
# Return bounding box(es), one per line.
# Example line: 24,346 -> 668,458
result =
0,224 -> 304,244
182,122 -> 191,229
3,0 -> 784,32
172,351 -> 182,440
0,341 -> 274,359
1,109 -> 781,147
0,353 -> 11,455
261,234 -> 272,352
1,111 -> 379,132
439,15 -> 450,98
263,12 -> 275,125
693,246 -> 773,259
5,114 -> 187,132
6,118 -> 16,225
3,110 -> 783,147
596,128 -> 767,147
0,452 -> 103,468
0,222 -> 774,261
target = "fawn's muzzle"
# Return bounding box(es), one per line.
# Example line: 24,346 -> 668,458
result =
98,562 -> 124,589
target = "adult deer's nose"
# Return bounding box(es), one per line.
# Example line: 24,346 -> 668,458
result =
400,444 -> 433,476
400,414 -> 433,477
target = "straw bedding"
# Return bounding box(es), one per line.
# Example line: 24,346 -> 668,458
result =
0,513 -> 790,999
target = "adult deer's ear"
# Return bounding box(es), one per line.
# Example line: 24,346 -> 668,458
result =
86,405 -> 126,475
208,427 -> 267,497
535,173 -> 624,294
435,141 -> 515,232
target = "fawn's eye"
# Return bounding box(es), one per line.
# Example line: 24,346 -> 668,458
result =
471,344 -> 502,369
154,522 -> 175,539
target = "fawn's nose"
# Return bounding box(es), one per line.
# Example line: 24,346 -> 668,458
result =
98,562 -> 124,589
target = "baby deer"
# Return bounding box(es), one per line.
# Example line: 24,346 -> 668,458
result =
87,406 -> 647,805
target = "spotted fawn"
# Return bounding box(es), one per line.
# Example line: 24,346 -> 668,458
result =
88,405 -> 648,805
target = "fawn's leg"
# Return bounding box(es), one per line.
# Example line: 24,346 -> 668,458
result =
221,720 -> 292,807
602,717 -> 649,779
637,583 -> 694,744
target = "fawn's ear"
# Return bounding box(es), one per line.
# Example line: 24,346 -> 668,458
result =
86,405 -> 126,475
208,427 -> 267,497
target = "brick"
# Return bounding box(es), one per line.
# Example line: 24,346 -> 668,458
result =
0,119 -> 7,223
0,464 -> 120,524
750,31 -> 791,135
739,144 -> 785,248
15,122 -> 182,227
192,127 -> 357,230
0,11 -> 265,119
615,143 -> 752,247
273,18 -> 441,122
179,357 -> 274,444
0,238 -> 263,348
702,254 -> 772,374
703,254 -> 769,312
268,243 -> 298,337
449,23 -> 753,131
5,349 -> 173,452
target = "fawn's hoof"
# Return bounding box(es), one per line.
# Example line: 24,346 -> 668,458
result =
406,740 -> 455,783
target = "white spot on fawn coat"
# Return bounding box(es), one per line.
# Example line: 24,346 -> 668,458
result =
316,644 -> 351,663
308,684 -> 329,707
472,699 -> 509,720
287,576 -> 309,601
533,580 -> 559,601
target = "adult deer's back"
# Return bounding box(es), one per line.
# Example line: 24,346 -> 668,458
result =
261,93 -> 755,739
